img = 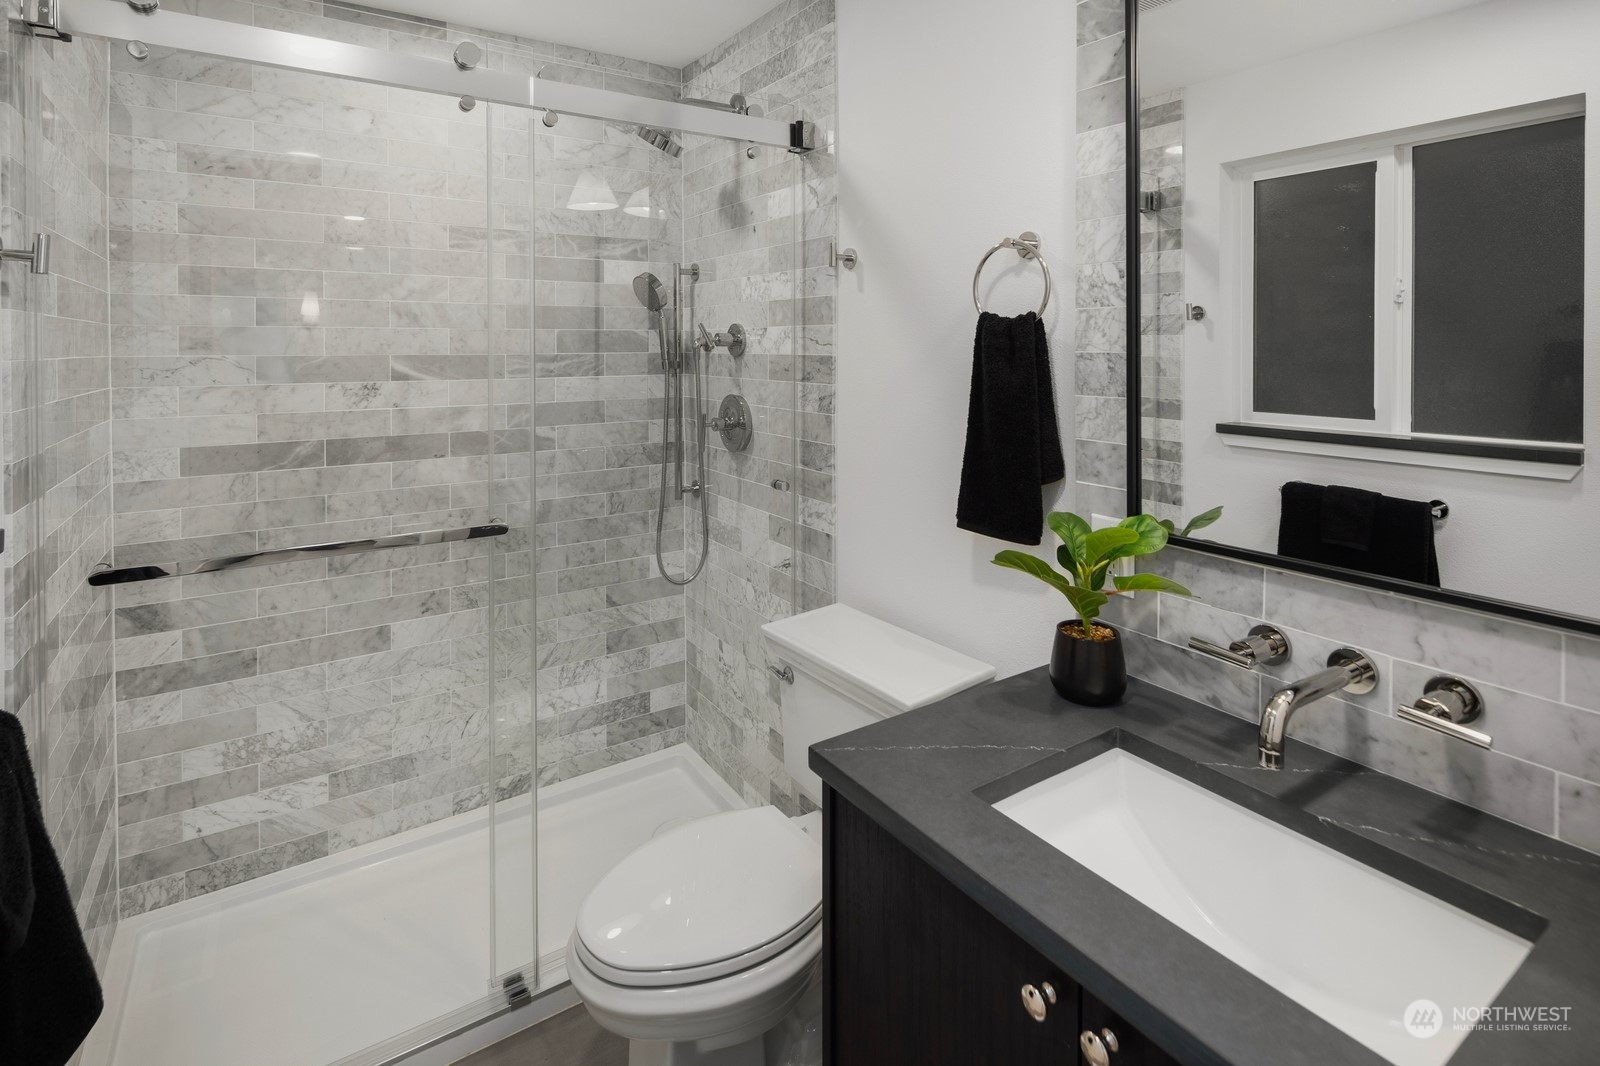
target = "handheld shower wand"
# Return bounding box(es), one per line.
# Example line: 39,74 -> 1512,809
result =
633,270 -> 710,585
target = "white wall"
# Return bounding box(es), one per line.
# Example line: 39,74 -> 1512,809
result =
835,0 -> 1078,678
1179,0 -> 1600,614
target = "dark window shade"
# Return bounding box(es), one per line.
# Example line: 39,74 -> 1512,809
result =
1412,117 -> 1584,443
1253,162 -> 1378,419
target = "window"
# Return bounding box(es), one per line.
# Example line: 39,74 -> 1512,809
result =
1238,107 -> 1584,452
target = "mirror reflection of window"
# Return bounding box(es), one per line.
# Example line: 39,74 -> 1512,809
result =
1412,118 -> 1584,444
1253,163 -> 1377,420
1248,112 -> 1584,447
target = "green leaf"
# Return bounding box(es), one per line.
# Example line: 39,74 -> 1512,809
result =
1082,527 -> 1140,569
1179,506 -> 1224,537
1060,584 -> 1109,624
1047,512 -> 1091,570
992,551 -> 1074,599
1101,514 -> 1168,564
1158,518 -> 1177,534
1111,573 -> 1193,596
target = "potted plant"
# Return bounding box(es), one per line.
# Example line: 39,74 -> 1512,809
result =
992,508 -> 1221,705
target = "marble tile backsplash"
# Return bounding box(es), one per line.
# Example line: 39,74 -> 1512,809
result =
1114,547 -> 1600,856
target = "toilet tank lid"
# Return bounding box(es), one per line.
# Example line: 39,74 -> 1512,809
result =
761,604 -> 996,714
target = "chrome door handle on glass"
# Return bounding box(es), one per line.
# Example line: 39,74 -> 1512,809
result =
1397,676 -> 1491,749
1189,624 -> 1291,669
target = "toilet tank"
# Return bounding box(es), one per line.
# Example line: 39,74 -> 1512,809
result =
761,605 -> 996,806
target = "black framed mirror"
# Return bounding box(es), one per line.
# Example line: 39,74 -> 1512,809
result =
1125,0 -> 1599,638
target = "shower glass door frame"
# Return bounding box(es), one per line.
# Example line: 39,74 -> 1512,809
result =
43,3 -> 813,1065
59,1 -> 800,149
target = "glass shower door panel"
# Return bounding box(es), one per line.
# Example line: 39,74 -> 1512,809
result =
95,42 -> 528,1064
487,100 -> 539,984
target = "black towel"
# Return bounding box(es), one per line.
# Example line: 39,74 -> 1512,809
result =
956,312 -> 1065,544
1,711 -> 104,1066
1279,482 -> 1440,586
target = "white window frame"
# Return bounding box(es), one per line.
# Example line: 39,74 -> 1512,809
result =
1226,97 -> 1586,453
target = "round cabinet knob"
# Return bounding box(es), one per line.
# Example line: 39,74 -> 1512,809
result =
1080,1029 -> 1119,1066
1020,983 -> 1048,1022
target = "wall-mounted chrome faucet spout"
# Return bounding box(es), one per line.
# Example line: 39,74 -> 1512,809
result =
1258,649 -> 1377,770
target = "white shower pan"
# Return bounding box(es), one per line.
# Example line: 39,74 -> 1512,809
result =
84,745 -> 743,1066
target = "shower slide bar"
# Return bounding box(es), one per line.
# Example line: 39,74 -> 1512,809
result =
87,524 -> 509,587
57,1 -> 815,151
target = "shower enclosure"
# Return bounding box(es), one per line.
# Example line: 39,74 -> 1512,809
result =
0,0 -> 832,1063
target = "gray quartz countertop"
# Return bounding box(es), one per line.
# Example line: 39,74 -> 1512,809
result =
810,669 -> 1600,1066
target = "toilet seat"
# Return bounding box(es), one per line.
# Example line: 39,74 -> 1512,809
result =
573,904 -> 820,987
573,807 -> 822,988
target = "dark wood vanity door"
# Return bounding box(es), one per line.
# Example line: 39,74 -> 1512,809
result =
825,790 -> 1080,1065
1079,990 -> 1184,1066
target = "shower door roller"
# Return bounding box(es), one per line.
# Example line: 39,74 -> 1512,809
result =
710,394 -> 753,452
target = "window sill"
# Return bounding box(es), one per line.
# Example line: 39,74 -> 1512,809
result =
1215,423 -> 1583,482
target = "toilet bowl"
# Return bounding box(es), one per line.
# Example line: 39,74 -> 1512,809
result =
565,605 -> 995,1066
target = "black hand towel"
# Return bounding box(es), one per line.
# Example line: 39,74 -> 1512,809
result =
1,711 -> 104,1066
956,311 -> 1065,545
1279,482 -> 1441,586
1320,484 -> 1378,550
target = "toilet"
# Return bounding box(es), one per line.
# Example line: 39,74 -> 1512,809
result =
565,604 -> 996,1066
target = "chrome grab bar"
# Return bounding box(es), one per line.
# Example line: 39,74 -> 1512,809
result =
88,523 -> 509,586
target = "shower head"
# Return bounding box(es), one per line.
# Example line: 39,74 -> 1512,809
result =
633,272 -> 669,318
635,126 -> 685,158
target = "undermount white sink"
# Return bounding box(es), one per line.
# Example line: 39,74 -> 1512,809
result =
993,749 -> 1532,1066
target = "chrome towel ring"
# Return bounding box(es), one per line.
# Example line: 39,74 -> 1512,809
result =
972,231 -> 1051,316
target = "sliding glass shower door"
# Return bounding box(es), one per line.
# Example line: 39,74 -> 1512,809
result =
91,38 -> 538,1065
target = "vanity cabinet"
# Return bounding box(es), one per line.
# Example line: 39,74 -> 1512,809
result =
824,789 -> 1183,1066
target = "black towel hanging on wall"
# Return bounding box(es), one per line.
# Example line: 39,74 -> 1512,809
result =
1278,481 -> 1441,586
1,711 -> 104,1066
955,311 -> 1065,545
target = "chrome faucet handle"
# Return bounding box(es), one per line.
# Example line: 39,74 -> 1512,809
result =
1397,676 -> 1491,749
1188,624 -> 1292,669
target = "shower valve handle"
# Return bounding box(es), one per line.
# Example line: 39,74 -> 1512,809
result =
698,322 -> 747,358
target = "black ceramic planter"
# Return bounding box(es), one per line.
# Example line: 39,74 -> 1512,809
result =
1049,621 -> 1127,705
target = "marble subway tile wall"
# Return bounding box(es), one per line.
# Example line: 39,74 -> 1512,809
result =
105,0 -> 710,913
529,109 -> 693,785
1074,0 -> 1130,520
1138,90 -> 1183,521
1122,546 -> 1600,857
678,0 -> 837,811
105,50 -> 524,916
0,31 -> 120,970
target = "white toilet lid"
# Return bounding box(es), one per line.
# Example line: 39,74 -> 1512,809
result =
575,807 -> 822,979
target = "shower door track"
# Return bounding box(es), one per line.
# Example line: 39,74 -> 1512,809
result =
57,0 -> 811,149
